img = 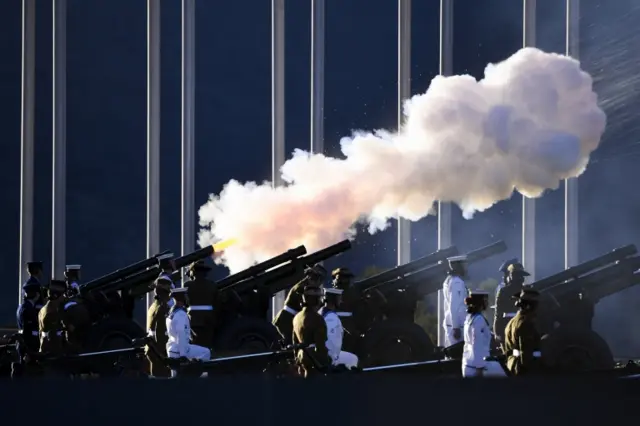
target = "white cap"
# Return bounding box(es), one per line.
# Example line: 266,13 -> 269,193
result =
323,287 -> 343,295
66,265 -> 81,270
447,255 -> 468,263
158,253 -> 174,261
170,287 -> 188,295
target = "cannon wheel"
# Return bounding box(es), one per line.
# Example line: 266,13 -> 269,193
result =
214,317 -> 280,354
360,320 -> 435,368
85,318 -> 147,377
541,328 -> 614,373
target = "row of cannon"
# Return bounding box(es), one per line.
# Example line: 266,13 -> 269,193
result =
3,238 -> 640,376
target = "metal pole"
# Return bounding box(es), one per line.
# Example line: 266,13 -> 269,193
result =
181,0 -> 195,281
397,0 -> 412,265
271,0 -> 286,320
437,0 -> 453,250
19,0 -> 36,303
310,0 -> 325,155
522,0 -> 536,282
565,0 -> 580,268
52,0 -> 67,279
147,0 -> 161,311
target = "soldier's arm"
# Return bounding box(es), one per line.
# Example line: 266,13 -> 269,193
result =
314,319 -> 330,367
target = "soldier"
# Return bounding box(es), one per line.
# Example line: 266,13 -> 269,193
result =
38,279 -> 67,355
183,260 -> 218,348
23,261 -> 45,308
273,264 -> 327,345
502,286 -> 542,376
16,278 -> 44,353
146,276 -> 173,378
157,253 -> 176,289
495,258 -> 519,301
166,287 -> 211,378
442,255 -> 468,347
60,288 -> 92,353
64,265 -> 82,296
292,284 -> 331,377
493,262 -> 529,345
461,290 -> 491,378
319,287 -> 358,369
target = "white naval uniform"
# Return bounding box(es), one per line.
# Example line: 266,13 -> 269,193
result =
462,312 -> 491,377
319,307 -> 359,369
442,275 -> 467,347
166,306 -> 211,377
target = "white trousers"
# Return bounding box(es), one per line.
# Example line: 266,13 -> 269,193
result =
462,362 -> 507,378
167,343 -> 211,378
334,351 -> 359,369
444,326 -> 463,348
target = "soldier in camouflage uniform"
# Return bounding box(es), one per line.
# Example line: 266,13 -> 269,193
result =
503,286 -> 542,376
273,264 -> 327,345
292,283 -> 331,377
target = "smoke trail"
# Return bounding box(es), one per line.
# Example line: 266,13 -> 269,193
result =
198,48 -> 606,273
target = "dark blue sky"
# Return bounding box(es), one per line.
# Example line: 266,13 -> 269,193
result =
1,0 -> 639,353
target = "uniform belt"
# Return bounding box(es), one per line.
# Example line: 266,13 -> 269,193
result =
503,312 -> 517,318
512,349 -> 541,358
187,305 -> 214,312
147,330 -> 168,337
284,306 -> 299,315
18,330 -> 39,336
41,331 -> 63,338
336,312 -> 352,317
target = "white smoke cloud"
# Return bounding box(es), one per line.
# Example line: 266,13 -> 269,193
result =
198,48 -> 607,273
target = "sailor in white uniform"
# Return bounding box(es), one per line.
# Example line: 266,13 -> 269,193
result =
442,255 -> 468,347
318,287 -> 359,369
462,290 -> 492,378
165,287 -> 211,377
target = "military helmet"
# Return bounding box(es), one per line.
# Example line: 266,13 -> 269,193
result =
155,276 -> 173,290
157,253 -> 175,269
507,262 -> 530,277
447,255 -> 468,267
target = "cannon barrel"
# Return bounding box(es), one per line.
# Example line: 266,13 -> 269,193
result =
219,239 -> 353,296
90,245 -> 216,296
542,255 -> 640,304
532,244 -> 638,292
354,246 -> 460,293
214,245 -> 308,289
79,250 -> 173,293
365,240 -> 508,296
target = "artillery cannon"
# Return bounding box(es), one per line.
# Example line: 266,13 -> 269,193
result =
525,245 -> 640,372
347,240 -> 508,367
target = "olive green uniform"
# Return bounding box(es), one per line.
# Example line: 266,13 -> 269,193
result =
493,283 -> 523,343
146,298 -> 171,377
273,279 -> 307,344
184,278 -> 218,347
292,307 -> 331,376
60,298 -> 91,353
38,299 -> 65,355
502,311 -> 541,376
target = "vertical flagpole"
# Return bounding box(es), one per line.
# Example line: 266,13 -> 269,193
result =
437,0 -> 453,250
19,0 -> 36,303
147,0 -> 161,311
271,0 -> 286,320
397,0 -> 412,266
310,0 -> 325,156
52,0 -> 67,279
522,0 -> 536,282
564,0 -> 580,269
181,0 -> 195,280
